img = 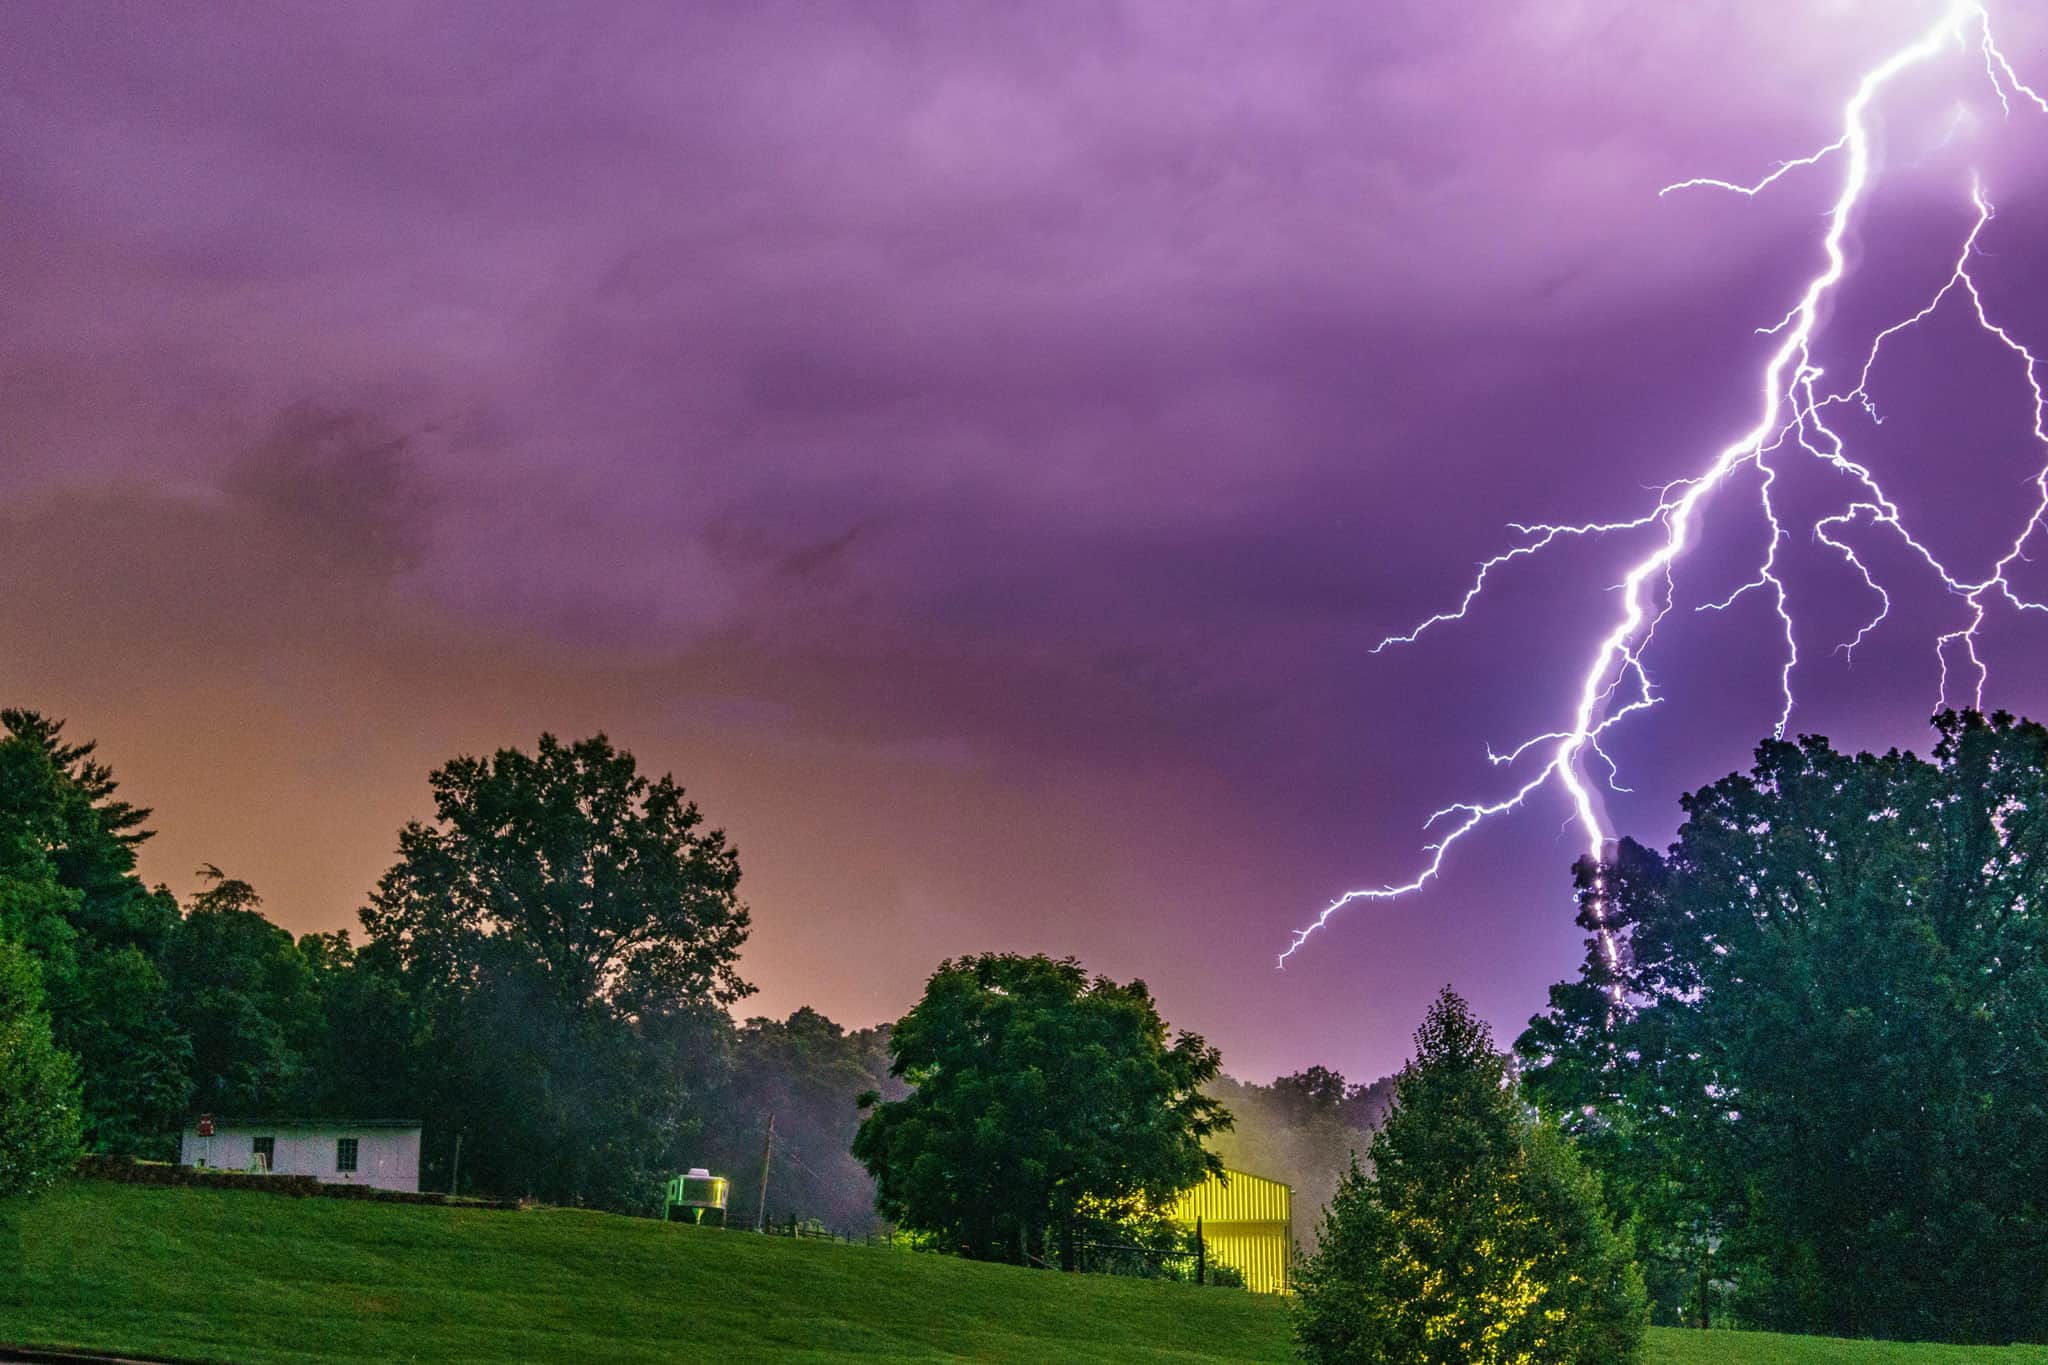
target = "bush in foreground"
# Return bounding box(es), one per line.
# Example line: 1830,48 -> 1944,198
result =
0,935 -> 82,1197
1292,988 -> 1645,1365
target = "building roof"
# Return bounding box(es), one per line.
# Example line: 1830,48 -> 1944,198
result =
184,1118 -> 423,1130
1169,1166 -> 1292,1226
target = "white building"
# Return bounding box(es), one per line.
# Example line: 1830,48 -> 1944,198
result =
179,1118 -> 422,1193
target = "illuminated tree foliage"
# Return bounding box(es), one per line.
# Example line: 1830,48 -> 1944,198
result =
0,936 -> 82,1197
1520,710 -> 2048,1343
853,953 -> 1229,1268
1294,987 -> 1645,1365
0,712 -> 189,1158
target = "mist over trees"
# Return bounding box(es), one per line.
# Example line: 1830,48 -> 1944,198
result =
1520,710 -> 2048,1343
354,732 -> 753,1207
699,1007 -> 904,1236
0,705 -> 1506,1269
1204,1066 -> 1394,1249
0,713 -> 897,1224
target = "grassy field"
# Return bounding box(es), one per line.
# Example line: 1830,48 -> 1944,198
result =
4,1181 -> 2047,1364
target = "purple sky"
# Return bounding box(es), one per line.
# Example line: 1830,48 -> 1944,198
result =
8,1 -> 2048,1082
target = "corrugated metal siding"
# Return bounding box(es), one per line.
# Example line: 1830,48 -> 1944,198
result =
1170,1168 -> 1293,1294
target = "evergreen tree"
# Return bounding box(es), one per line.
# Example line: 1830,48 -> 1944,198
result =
0,936 -> 82,1197
0,713 -> 189,1156
1293,988 -> 1645,1365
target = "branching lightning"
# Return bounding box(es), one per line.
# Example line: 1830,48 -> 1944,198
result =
1282,1 -> 2048,968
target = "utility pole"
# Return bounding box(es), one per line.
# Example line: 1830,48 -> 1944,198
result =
449,1130 -> 464,1197
754,1113 -> 776,1233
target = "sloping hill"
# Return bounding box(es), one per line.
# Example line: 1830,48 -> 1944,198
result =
3,1181 -> 1286,1364
4,1181 -> 2047,1364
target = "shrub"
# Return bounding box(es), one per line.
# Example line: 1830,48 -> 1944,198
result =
0,936 -> 82,1197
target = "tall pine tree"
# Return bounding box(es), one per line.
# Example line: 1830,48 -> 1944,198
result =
1293,988 -> 1645,1365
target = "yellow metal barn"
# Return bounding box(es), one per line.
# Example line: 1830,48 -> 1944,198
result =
1170,1167 -> 1293,1294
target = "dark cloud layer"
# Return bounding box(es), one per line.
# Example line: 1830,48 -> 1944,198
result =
8,1 -> 2048,1080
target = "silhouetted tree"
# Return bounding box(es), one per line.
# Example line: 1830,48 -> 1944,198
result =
1520,710 -> 2048,1342
362,732 -> 750,1010
360,732 -> 752,1206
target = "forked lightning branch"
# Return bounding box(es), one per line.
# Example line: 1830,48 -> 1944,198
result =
1282,1 -> 2048,967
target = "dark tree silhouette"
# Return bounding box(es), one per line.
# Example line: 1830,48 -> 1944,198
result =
1521,710 -> 2048,1342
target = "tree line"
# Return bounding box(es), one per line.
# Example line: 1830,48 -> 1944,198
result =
0,709 -> 1371,1243
0,711 -> 904,1225
11,703 -> 2041,1356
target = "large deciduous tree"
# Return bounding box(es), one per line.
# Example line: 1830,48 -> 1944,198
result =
362,732 -> 750,1009
852,953 -> 1229,1268
1294,988 -> 1645,1365
360,732 -> 751,1206
1519,711 -> 2048,1342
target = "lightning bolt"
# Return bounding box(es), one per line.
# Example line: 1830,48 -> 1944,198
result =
1282,1 -> 2048,969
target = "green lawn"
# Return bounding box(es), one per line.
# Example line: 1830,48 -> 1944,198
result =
3,1181 -> 2045,1364
1650,1334 -> 2048,1365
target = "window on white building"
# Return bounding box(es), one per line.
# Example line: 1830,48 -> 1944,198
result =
336,1137 -> 358,1173
252,1136 -> 275,1172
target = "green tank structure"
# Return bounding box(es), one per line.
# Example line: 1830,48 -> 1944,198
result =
663,1167 -> 729,1226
